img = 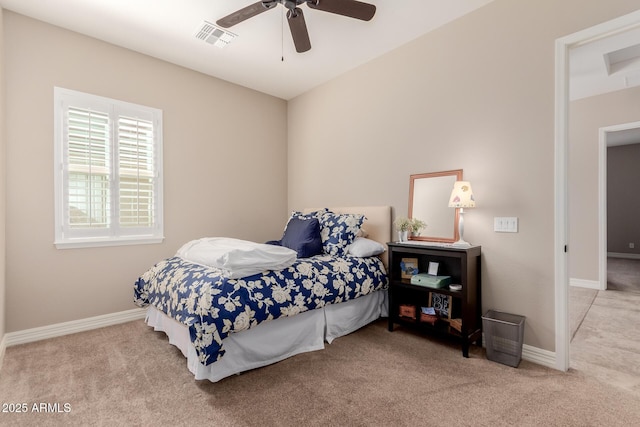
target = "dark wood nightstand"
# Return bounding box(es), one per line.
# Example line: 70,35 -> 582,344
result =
387,242 -> 482,357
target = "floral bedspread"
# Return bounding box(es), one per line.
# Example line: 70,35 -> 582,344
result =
134,254 -> 388,366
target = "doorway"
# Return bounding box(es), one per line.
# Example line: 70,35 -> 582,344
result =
555,10 -> 640,372
600,123 -> 640,292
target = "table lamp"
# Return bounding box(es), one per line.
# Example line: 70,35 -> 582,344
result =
448,181 -> 475,247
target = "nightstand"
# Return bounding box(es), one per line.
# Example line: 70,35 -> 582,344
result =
387,241 -> 482,357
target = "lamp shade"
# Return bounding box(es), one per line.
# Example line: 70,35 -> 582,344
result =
448,181 -> 475,208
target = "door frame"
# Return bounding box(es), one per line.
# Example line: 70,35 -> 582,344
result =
555,10 -> 640,371
600,121 -> 640,286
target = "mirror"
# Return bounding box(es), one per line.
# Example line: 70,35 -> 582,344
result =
409,169 -> 462,243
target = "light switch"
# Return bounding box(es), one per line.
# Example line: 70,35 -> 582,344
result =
494,217 -> 518,233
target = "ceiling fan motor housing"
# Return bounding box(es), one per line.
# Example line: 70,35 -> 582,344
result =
263,0 -> 307,10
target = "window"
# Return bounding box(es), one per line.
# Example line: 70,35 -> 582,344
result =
54,87 -> 163,248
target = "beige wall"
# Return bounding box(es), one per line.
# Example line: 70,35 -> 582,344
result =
4,12 -> 288,332
0,6 -> 5,346
569,85 -> 640,282
288,0 -> 640,351
4,1 -> 640,353
608,143 -> 640,254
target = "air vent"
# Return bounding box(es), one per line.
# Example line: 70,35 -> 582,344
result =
194,21 -> 236,48
604,43 -> 640,75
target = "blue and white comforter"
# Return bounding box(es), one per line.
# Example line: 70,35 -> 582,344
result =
134,254 -> 388,366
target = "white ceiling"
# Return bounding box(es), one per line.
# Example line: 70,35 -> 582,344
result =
0,0 -> 494,100
570,24 -> 640,101
2,0 -> 638,102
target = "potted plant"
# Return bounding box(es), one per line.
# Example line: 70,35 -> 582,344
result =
394,217 -> 411,242
409,218 -> 426,237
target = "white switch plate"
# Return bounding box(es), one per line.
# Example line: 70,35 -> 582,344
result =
494,217 -> 518,233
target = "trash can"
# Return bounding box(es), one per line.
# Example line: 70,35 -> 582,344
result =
481,310 -> 525,368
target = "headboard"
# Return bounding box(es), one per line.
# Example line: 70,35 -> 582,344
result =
303,206 -> 392,268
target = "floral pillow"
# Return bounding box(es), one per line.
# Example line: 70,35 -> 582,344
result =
318,211 -> 365,256
292,208 -> 327,217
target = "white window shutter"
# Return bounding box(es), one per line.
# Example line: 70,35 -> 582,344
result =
67,106 -> 111,230
54,87 -> 164,248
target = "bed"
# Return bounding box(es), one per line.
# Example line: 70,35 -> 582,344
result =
134,206 -> 391,382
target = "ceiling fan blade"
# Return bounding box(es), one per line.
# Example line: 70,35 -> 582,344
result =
216,1 -> 277,28
307,0 -> 376,21
287,8 -> 311,53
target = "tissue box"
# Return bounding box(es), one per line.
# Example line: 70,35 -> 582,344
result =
410,273 -> 451,288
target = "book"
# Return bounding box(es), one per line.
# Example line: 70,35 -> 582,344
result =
421,306 -> 436,316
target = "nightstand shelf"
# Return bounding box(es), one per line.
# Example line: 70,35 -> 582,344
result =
387,242 -> 481,357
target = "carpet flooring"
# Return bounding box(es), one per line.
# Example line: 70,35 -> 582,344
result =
607,257 -> 640,293
569,257 -> 640,398
1,318 -> 640,426
3,257 -> 639,426
571,290 -> 640,396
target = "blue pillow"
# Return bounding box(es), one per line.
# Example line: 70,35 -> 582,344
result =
280,217 -> 322,258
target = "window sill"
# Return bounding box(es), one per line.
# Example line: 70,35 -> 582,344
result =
55,236 -> 164,250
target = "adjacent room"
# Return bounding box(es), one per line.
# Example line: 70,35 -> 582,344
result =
1,0 -> 640,425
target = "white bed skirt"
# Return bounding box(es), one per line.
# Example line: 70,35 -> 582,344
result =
145,289 -> 388,382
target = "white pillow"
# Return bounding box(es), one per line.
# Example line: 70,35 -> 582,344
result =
356,227 -> 369,238
348,237 -> 386,258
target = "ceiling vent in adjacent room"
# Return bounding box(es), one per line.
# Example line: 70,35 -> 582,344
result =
604,43 -> 640,75
194,21 -> 236,48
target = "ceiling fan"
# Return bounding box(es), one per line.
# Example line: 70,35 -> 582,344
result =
216,0 -> 376,53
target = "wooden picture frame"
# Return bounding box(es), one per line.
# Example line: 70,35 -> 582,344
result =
400,257 -> 419,279
428,292 -> 452,320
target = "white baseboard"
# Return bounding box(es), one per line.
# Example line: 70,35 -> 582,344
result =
0,334 -> 6,370
482,334 -> 556,369
522,343 -> 556,368
5,307 -> 147,347
608,252 -> 640,260
570,278 -> 601,290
